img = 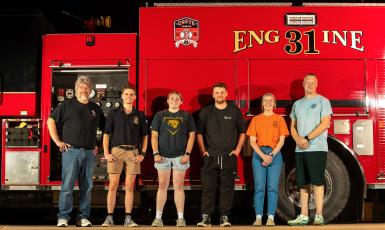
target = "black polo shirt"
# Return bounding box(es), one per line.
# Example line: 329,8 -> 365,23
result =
50,98 -> 105,149
105,108 -> 148,148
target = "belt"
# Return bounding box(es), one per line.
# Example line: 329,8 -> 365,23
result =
117,145 -> 137,151
69,145 -> 93,150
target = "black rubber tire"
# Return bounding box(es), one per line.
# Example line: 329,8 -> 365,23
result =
277,150 -> 350,223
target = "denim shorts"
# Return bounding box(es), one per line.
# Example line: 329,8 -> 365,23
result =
154,155 -> 190,171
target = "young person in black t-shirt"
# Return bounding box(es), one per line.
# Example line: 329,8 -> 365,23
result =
101,85 -> 148,227
150,90 -> 196,227
196,82 -> 246,227
47,76 -> 105,227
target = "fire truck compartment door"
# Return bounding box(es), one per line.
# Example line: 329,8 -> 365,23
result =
5,151 -> 40,185
353,120 -> 374,156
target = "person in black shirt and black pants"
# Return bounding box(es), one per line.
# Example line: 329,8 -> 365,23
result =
150,90 -> 196,227
196,82 -> 246,227
47,76 -> 105,227
101,85 -> 148,227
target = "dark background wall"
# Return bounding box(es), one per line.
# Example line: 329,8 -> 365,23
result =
2,0 -> 384,33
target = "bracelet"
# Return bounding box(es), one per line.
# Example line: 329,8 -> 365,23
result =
305,135 -> 310,141
139,151 -> 146,157
153,151 -> 160,156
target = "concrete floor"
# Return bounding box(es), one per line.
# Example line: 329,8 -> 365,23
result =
1,224 -> 385,230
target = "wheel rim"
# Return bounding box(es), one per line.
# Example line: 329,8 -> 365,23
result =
285,168 -> 333,209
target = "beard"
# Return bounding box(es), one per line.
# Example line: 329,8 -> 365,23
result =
77,94 -> 89,102
215,99 -> 226,104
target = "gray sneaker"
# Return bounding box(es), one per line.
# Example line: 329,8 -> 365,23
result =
176,218 -> 186,227
220,216 -> 231,227
151,218 -> 163,227
101,215 -> 114,227
197,214 -> 211,227
124,216 -> 138,227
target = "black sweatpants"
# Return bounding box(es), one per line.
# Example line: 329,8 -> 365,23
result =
200,154 -> 237,216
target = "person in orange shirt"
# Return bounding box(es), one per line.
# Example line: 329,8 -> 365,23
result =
246,93 -> 289,226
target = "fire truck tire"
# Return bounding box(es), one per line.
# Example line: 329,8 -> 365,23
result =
277,150 -> 350,223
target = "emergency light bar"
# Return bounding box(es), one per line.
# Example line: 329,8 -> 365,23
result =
285,13 -> 317,26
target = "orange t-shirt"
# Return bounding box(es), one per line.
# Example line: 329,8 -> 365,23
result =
246,113 -> 289,149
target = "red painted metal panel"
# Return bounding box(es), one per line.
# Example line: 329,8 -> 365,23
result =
139,5 -> 385,187
140,6 -> 385,60
140,59 -> 237,116
376,60 -> 385,177
248,59 -> 365,114
0,93 -> 36,116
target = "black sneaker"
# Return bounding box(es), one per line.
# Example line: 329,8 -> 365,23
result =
220,216 -> 231,227
197,214 -> 211,227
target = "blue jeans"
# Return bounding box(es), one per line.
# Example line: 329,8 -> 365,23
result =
252,146 -> 283,216
57,148 -> 95,220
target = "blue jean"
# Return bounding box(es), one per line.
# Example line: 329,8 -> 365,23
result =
57,148 -> 95,220
252,146 -> 283,216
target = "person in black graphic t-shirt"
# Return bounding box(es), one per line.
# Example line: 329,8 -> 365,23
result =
47,76 -> 105,227
196,82 -> 246,227
150,90 -> 196,227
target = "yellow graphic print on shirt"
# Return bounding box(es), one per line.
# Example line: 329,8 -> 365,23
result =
163,117 -> 183,135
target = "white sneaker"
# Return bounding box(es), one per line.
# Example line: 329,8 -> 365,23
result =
57,219 -> 68,227
77,218 -> 92,227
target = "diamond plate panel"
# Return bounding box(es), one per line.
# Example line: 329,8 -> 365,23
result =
5,151 -> 40,184
334,119 -> 350,134
353,120 -> 374,156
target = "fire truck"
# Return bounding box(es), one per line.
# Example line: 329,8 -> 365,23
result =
1,3 -> 385,223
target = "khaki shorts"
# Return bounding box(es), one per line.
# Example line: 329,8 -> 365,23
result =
107,147 -> 140,175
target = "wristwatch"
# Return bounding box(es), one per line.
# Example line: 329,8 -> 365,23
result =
305,135 -> 310,141
139,151 -> 146,157
185,152 -> 190,156
153,151 -> 160,156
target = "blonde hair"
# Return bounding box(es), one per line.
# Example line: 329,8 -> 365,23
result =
261,93 -> 276,111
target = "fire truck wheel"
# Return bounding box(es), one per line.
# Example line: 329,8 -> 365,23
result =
277,150 -> 350,223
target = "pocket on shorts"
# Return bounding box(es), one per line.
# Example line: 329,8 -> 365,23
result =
172,156 -> 190,171
154,157 -> 171,170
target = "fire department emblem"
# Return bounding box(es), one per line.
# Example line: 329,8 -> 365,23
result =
133,116 -> 139,125
174,17 -> 199,48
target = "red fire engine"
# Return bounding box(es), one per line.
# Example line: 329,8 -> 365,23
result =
2,3 -> 385,223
